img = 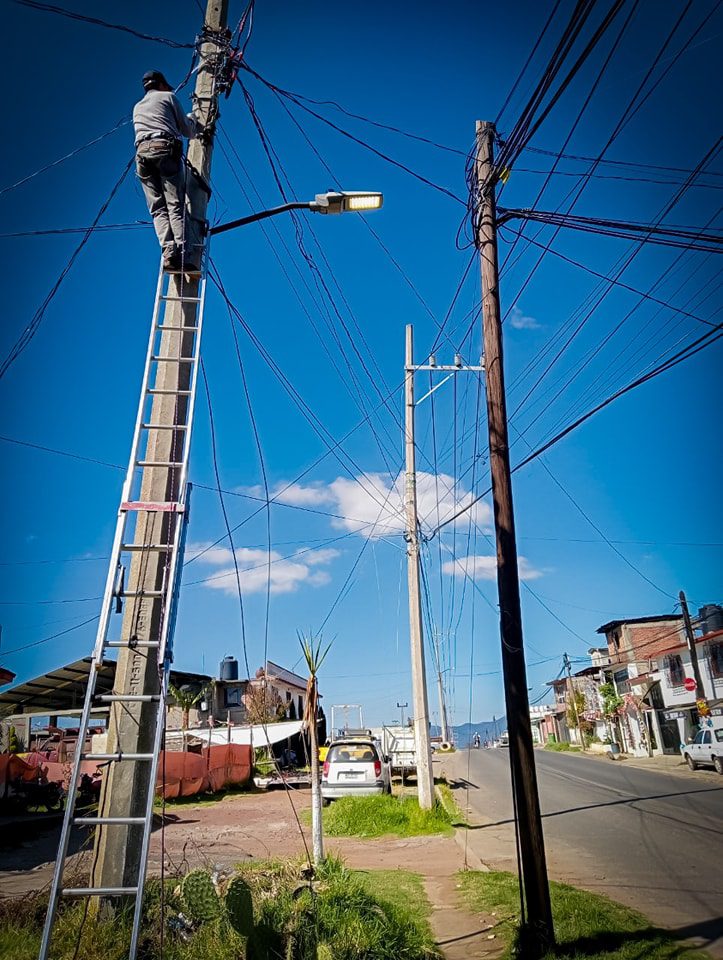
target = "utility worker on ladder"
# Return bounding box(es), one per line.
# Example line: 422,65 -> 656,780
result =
133,70 -> 202,273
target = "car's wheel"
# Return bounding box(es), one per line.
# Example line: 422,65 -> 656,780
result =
713,756 -> 723,775
686,754 -> 697,771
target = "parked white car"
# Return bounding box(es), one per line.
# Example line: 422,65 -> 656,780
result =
321,738 -> 392,803
683,727 -> 723,774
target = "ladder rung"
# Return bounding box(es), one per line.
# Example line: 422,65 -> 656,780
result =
119,590 -> 164,598
141,423 -> 189,430
156,325 -> 198,332
151,355 -> 195,363
62,886 -> 138,898
147,388 -> 192,396
105,640 -> 160,649
160,294 -> 202,303
74,816 -> 146,826
135,461 -> 184,468
81,753 -> 154,761
96,694 -> 160,703
121,501 -> 184,513
121,543 -> 172,551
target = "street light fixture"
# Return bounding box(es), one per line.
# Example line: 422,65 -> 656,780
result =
312,191 -> 384,214
210,190 -> 383,236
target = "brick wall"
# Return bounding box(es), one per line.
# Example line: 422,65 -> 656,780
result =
624,621 -> 685,662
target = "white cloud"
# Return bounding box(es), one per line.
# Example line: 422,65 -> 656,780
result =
189,544 -> 339,596
441,554 -> 544,581
255,471 -> 492,540
509,306 -> 540,330
239,482 -> 335,507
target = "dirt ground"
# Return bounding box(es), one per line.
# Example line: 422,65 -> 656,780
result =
0,786 -> 502,959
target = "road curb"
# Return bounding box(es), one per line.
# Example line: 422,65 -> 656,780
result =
452,826 -> 489,872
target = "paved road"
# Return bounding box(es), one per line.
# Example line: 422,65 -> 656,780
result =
444,748 -> 723,956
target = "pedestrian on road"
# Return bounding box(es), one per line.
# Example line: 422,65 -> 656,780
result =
133,70 -> 201,272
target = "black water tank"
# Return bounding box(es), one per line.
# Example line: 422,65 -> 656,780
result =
220,655 -> 239,681
698,604 -> 723,635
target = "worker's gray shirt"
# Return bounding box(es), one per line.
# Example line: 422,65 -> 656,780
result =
132,90 -> 200,146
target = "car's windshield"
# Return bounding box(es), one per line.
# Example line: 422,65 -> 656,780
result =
328,743 -> 378,764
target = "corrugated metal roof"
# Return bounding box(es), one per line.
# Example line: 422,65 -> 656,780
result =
265,660 -> 307,690
0,659 -> 211,714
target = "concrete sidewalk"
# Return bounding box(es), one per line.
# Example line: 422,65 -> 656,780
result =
544,745 -> 708,779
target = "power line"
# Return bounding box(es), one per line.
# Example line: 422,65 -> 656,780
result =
0,223 -> 149,239
0,156 -> 135,379
237,66 -> 466,206
501,207 -> 723,253
11,0 -> 194,47
431,320 -> 723,535
0,614 -> 100,658
498,223 -> 721,328
0,117 -> 131,199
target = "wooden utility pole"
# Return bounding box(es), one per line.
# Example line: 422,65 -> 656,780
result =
680,591 -> 705,698
404,324 -> 435,810
564,652 -> 586,751
475,120 -> 554,952
94,0 -> 230,893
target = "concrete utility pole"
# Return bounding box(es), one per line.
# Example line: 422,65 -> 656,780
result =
564,652 -> 586,751
680,590 -> 705,699
475,120 -> 554,952
434,650 -> 451,744
94,0 -> 230,893
404,324 -> 435,810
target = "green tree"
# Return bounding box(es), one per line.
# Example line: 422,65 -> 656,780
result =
168,683 -> 210,731
8,724 -> 23,754
298,631 -> 333,866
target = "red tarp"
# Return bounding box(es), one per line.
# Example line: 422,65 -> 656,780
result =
156,744 -> 252,799
0,754 -> 42,792
5,744 -> 252,800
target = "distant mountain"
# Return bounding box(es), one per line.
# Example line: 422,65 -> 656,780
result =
432,718 -> 507,747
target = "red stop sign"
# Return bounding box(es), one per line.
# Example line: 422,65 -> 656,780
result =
684,677 -> 697,692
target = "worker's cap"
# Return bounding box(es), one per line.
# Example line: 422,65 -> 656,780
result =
142,70 -> 169,90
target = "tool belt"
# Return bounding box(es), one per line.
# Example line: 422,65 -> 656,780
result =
136,135 -> 182,161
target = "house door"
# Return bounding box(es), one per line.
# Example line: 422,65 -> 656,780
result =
656,711 -> 680,753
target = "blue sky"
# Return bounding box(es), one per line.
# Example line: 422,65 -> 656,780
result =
1,0 -> 721,729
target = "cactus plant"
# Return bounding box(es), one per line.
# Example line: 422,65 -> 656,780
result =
225,875 -> 254,937
316,944 -> 334,960
180,869 -> 221,922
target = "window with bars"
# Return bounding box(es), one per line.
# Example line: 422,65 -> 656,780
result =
665,654 -> 685,687
708,642 -> 723,680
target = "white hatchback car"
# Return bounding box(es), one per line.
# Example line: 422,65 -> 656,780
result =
683,726 -> 723,774
321,738 -> 392,804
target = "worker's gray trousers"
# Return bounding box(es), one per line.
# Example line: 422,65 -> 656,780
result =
136,139 -> 202,265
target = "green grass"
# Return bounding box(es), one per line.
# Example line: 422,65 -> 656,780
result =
458,870 -> 711,960
320,794 -> 454,838
435,781 -> 467,826
355,869 -> 432,929
545,742 -> 581,753
0,860 -> 439,960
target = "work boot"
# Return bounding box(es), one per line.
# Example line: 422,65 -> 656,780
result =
163,251 -> 182,272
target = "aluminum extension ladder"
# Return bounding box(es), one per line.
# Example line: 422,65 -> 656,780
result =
39,255 -> 208,960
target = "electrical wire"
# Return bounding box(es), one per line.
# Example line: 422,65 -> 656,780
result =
12,0 -> 194,47
0,117 -> 131,199
431,320 -> 723,535
0,156 -> 135,380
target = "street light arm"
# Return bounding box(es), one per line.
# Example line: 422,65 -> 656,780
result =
210,201 -> 314,236
210,191 -> 383,237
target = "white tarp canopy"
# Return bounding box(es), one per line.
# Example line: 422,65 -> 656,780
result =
165,719 -> 304,749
